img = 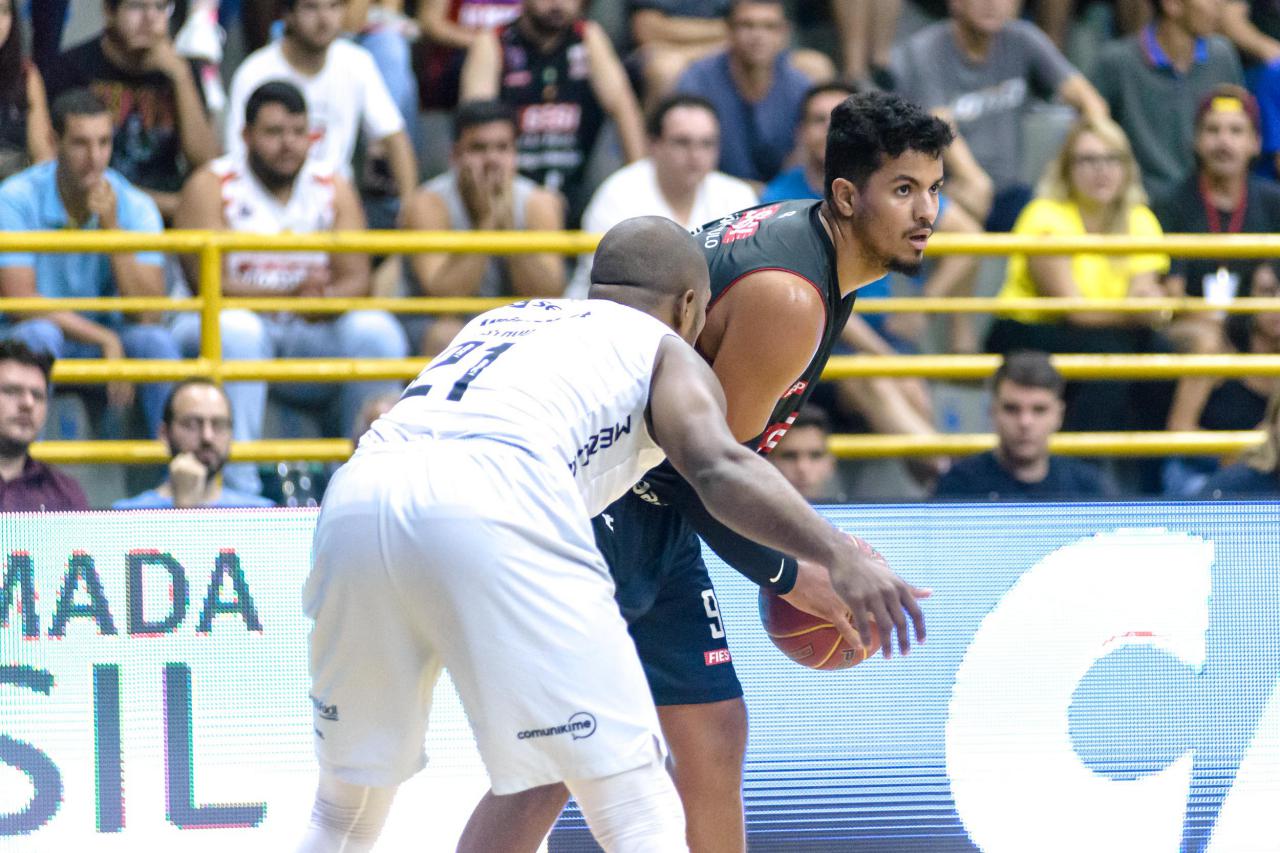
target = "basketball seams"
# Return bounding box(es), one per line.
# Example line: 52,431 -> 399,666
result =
764,623 -> 837,639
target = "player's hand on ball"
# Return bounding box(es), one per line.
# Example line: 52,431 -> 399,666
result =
780,559 -> 866,654
827,535 -> 930,659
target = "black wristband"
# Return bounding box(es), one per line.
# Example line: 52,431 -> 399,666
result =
766,557 -> 799,595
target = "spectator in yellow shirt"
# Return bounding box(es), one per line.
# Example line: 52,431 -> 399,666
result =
985,116 -> 1174,435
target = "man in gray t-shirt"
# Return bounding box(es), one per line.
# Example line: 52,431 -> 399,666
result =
890,0 -> 1107,230
1089,0 -> 1244,201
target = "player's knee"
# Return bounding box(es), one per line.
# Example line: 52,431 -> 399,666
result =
666,699 -> 747,779
566,756 -> 688,853
297,773 -> 397,853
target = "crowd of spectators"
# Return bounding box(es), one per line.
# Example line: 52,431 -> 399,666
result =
1,0 -> 1279,508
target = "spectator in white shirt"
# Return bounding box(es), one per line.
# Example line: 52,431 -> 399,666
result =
567,94 -> 756,297
225,0 -> 418,220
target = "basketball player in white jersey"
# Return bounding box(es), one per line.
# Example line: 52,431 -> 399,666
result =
297,217 -> 927,853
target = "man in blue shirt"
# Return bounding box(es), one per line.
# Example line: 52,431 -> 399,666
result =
674,0 -> 821,184
114,378 -> 275,509
0,88 -> 180,437
934,350 -> 1117,500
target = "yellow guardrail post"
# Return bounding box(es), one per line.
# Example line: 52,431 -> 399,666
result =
199,238 -> 222,381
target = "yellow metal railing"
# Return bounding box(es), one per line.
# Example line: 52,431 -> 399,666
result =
27,430 -> 1266,465
4,230 -> 1279,463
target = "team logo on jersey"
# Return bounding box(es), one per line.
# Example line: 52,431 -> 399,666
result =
722,204 -> 782,244
705,649 -> 733,666
758,412 -> 799,453
516,711 -> 597,741
567,416 -> 633,476
783,380 -> 808,398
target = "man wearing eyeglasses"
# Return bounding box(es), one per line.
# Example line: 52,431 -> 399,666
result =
113,378 -> 276,509
0,339 -> 89,512
565,94 -> 757,297
42,0 -> 219,223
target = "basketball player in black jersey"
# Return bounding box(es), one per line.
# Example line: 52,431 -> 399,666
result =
460,91 -> 953,853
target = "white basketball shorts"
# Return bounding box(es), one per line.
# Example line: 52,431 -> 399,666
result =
303,440 -> 666,793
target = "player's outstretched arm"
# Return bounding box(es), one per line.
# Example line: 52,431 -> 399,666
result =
648,338 -> 928,657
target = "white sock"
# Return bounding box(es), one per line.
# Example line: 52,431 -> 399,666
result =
296,773 -> 397,853
565,757 -> 688,853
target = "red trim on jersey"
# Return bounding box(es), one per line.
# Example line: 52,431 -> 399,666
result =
704,266 -> 831,329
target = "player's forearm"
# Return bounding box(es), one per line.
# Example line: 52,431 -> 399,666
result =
639,460 -> 796,592
683,445 -> 847,573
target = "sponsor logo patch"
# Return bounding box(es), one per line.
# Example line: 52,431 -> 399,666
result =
705,649 -> 733,666
517,711 -> 597,741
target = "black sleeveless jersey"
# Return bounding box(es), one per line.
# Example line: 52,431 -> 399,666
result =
496,20 -> 604,199
694,199 -> 856,455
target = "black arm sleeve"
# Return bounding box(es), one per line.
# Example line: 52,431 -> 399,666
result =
637,459 -> 799,594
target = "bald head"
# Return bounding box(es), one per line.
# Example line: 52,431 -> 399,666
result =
589,216 -> 710,344
590,217 -> 708,301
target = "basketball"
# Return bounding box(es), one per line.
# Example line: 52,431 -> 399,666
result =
759,591 -> 878,670
759,535 -> 887,670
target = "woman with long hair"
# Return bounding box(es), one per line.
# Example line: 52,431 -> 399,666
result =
0,0 -> 54,179
985,116 -> 1172,434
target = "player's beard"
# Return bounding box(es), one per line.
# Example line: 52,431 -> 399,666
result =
852,204 -> 925,277
886,254 -> 924,277
249,149 -> 301,194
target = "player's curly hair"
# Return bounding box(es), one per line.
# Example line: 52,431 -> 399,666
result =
824,91 -> 953,199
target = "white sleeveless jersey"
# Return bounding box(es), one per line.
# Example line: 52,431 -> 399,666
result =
361,299 -> 677,516
211,152 -> 335,291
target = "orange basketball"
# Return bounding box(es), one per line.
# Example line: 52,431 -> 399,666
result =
759,591 -> 879,670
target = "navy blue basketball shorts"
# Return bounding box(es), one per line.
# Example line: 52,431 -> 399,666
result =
592,489 -> 744,707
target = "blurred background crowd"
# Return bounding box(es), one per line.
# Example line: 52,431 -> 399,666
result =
2,0 -> 1279,509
